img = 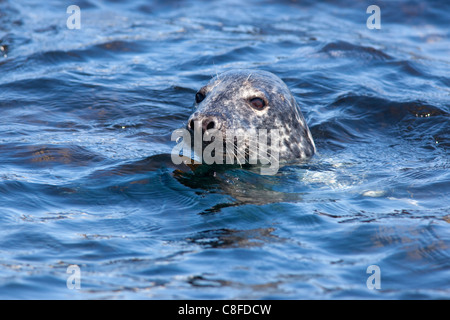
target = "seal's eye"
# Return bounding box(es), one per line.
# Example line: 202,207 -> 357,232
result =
195,92 -> 205,104
249,97 -> 265,110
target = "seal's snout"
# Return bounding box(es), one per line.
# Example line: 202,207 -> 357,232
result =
187,114 -> 222,135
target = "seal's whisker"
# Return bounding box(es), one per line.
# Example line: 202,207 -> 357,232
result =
244,137 -> 279,164
256,151 -> 271,164
258,146 -> 279,163
233,145 -> 245,168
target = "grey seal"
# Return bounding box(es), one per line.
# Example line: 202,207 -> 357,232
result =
186,69 -> 315,168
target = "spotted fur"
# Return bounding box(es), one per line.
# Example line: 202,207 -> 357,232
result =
187,69 -> 315,163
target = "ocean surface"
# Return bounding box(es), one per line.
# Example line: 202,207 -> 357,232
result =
0,0 -> 449,299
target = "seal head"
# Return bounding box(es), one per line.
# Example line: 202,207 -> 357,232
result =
187,69 -> 315,164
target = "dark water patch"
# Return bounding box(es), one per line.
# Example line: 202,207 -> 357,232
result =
385,59 -> 429,78
312,93 -> 450,151
93,40 -> 149,54
186,227 -> 280,249
320,41 -> 392,61
0,143 -> 106,168
87,154 -> 178,179
25,48 -> 85,67
0,77 -> 72,99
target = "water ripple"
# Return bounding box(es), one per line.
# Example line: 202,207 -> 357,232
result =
0,0 -> 449,299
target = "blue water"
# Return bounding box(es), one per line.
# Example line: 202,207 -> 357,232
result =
1,0 -> 449,299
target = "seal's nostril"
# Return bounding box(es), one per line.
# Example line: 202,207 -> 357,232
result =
187,115 -> 221,134
206,120 -> 215,130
